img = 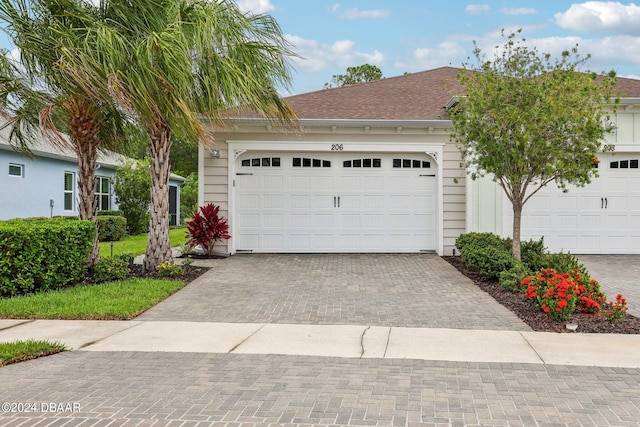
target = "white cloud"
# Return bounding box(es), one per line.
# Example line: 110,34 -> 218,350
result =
395,40 -> 468,71
9,48 -> 20,62
555,2 -> 640,34
466,4 -> 490,15
235,0 -> 275,14
500,7 -> 538,16
338,8 -> 391,20
286,34 -> 386,73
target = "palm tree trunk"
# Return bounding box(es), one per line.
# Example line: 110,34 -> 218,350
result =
68,99 -> 102,267
144,121 -> 173,271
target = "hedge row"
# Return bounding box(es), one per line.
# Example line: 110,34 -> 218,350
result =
455,232 -> 589,291
0,219 -> 95,297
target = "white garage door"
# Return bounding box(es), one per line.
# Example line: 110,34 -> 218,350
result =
234,152 -> 437,253
511,153 -> 640,254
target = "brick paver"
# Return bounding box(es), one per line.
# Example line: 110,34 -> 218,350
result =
139,254 -> 529,331
3,254 -> 640,426
578,255 -> 640,318
1,352 -> 639,426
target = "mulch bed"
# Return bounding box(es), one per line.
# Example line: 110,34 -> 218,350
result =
443,256 -> 640,334
129,264 -> 211,283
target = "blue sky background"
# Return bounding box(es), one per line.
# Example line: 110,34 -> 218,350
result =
235,0 -> 640,94
1,1 -> 639,95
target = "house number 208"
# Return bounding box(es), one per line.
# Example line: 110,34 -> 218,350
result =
331,144 -> 344,151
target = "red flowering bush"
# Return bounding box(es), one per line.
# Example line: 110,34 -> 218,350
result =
186,204 -> 231,256
574,274 -> 606,314
523,268 -> 630,323
606,294 -> 628,322
523,268 -> 579,321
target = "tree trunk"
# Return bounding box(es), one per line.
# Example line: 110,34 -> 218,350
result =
68,99 -> 102,267
144,122 -> 173,271
511,200 -> 523,260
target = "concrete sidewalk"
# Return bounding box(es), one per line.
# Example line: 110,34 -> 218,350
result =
3,319 -> 640,368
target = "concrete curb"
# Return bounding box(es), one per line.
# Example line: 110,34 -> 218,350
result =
2,319 -> 640,368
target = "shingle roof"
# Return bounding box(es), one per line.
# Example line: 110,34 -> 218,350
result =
237,66 -> 640,122
283,66 -> 462,121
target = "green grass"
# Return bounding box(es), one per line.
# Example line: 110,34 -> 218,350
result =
0,340 -> 66,366
100,227 -> 188,257
0,279 -> 187,320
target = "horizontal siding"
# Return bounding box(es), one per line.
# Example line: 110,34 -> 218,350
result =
202,140 -> 230,253
442,140 -> 466,255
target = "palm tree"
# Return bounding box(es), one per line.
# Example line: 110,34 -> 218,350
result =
0,0 -> 126,266
66,0 -> 298,270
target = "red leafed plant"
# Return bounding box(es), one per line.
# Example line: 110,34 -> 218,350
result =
186,204 -> 231,256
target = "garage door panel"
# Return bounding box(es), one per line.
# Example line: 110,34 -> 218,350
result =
290,214 -> 310,228
514,153 -> 640,254
578,214 -> 601,229
235,152 -> 437,253
291,194 -> 310,209
262,234 -> 284,250
262,214 -> 283,228
263,175 -> 283,190
263,195 -> 284,209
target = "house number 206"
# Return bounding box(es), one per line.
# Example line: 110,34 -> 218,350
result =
331,144 -> 344,151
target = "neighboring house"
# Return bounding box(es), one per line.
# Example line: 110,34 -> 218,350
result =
200,66 -> 640,255
1,126 -> 186,225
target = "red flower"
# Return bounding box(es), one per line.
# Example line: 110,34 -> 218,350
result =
558,299 -> 568,308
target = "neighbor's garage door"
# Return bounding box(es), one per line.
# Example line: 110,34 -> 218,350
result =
234,152 -> 437,253
511,153 -> 640,254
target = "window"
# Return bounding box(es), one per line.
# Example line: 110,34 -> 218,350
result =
9,163 -> 23,177
343,158 -> 381,168
293,157 -> 331,168
95,176 -> 111,211
393,158 -> 431,169
610,159 -> 639,169
64,172 -> 75,211
241,157 -> 281,167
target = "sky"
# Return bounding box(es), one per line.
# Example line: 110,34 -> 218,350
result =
1,1 -> 639,95
232,0 -> 640,95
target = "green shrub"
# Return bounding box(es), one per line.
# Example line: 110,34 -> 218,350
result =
460,245 -> 516,279
542,251 -> 588,275
0,219 -> 94,297
96,216 -> 127,242
521,237 -> 547,272
156,261 -> 184,278
455,232 -> 510,253
113,158 -> 151,235
93,256 -> 130,283
499,260 -> 531,292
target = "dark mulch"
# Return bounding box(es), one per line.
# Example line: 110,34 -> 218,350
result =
129,263 -> 210,283
443,256 -> 640,334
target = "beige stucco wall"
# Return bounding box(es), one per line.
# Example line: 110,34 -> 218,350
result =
200,122 -> 466,255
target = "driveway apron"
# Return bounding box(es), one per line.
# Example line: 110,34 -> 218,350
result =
138,253 -> 530,331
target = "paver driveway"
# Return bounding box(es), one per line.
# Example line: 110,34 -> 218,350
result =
139,253 -> 530,330
3,254 -> 640,426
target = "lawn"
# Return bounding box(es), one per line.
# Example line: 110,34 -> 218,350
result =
0,278 -> 187,320
99,227 -> 188,257
0,340 -> 66,366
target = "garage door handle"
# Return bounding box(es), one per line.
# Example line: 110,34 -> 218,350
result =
601,197 -> 604,209
338,196 -> 341,208
605,197 -> 608,209
334,196 -> 337,208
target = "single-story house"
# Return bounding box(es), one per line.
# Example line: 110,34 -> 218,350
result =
1,125 -> 186,224
200,66 -> 640,255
